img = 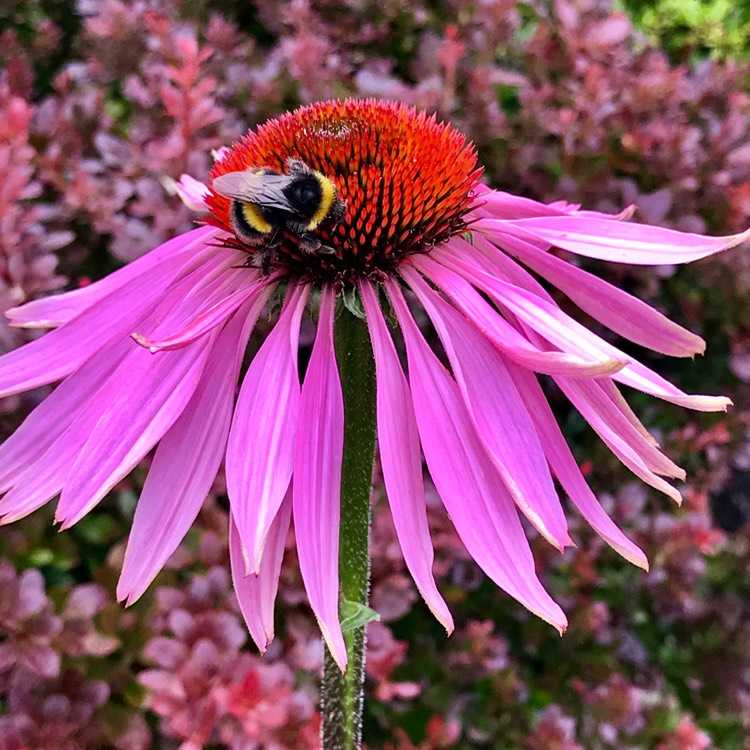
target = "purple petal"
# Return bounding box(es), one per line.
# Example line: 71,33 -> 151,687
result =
1,257 -> 250,521
480,216 -> 750,265
587,379 -> 685,478
5,226 -> 218,329
413,255 -> 622,377
438,241 -> 730,412
471,191 -> 635,224
0,336 -> 132,493
0,245 -> 231,399
0,393 -> 109,524
359,281 -> 453,633
0,336 -> 143,522
55,335 -> 215,528
480,232 -> 705,357
230,493 -> 291,653
475,190 -> 572,220
599,378 -> 660,446
611,359 -> 731,412
509,364 -> 648,569
558,377 -> 683,504
457,239 -> 695,496
386,280 -> 567,633
431,246 -> 632,371
227,283 -> 308,574
403,268 -> 572,551
132,272 -> 268,353
292,286 -> 347,670
117,294 -> 270,605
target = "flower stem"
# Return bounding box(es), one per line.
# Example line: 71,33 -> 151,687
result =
321,302 -> 377,750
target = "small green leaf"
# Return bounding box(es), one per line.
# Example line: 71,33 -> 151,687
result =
340,599 -> 380,633
341,286 -> 366,320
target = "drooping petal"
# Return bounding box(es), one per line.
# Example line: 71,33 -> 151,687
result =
507,363 -> 648,570
425,251 -> 631,372
227,283 -> 308,574
452,241 -> 689,496
0,251 -> 253,522
402,268 -> 571,551
599,378 -> 658,447
0,336 -> 131,492
385,279 -> 567,633
456,239 -> 684,474
0,375 -> 121,523
0,449 -> 76,524
412,255 -> 623,377
611,359 -> 731,412
557,376 -> 683,504
474,190 -> 572,220
480,216 -> 750,265
478,232 -> 705,357
583,379 -> 684,478
117,294 -> 270,605
439,241 -> 730,412
359,281 -> 453,633
292,286 -> 347,670
132,272 -> 269,353
5,226 -> 219,329
230,494 -> 291,653
471,186 -> 638,223
0,247 -> 231,399
55,334 -> 215,529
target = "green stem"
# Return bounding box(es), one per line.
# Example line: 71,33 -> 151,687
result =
321,302 -> 377,750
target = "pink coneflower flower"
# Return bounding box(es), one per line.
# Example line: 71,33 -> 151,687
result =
1,99 -> 746,672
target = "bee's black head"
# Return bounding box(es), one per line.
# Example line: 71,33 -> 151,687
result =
283,174 -> 323,220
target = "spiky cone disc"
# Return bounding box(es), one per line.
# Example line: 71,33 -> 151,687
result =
206,99 -> 483,282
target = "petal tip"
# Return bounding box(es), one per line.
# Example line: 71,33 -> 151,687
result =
616,543 -> 650,572
319,623 -> 348,673
727,226 -> 750,250
430,605 -> 455,636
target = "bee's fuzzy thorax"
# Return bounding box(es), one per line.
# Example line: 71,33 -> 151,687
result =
206,99 -> 482,282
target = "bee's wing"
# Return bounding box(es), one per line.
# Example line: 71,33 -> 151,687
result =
212,171 -> 294,211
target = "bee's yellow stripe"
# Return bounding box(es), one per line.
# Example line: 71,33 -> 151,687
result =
241,202 -> 273,234
306,173 -> 336,230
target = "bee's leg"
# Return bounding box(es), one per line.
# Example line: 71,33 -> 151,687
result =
261,245 -> 276,275
297,234 -> 335,255
298,233 -> 322,254
259,228 -> 283,274
286,219 -> 320,253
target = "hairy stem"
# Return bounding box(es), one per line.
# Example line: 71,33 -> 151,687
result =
321,302 -> 377,750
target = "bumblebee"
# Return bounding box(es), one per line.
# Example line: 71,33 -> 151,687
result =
212,158 -> 345,272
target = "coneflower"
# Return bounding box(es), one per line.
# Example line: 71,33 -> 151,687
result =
1,99 -> 746,748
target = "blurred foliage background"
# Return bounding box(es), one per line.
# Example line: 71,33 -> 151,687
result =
0,1 -> 749,748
